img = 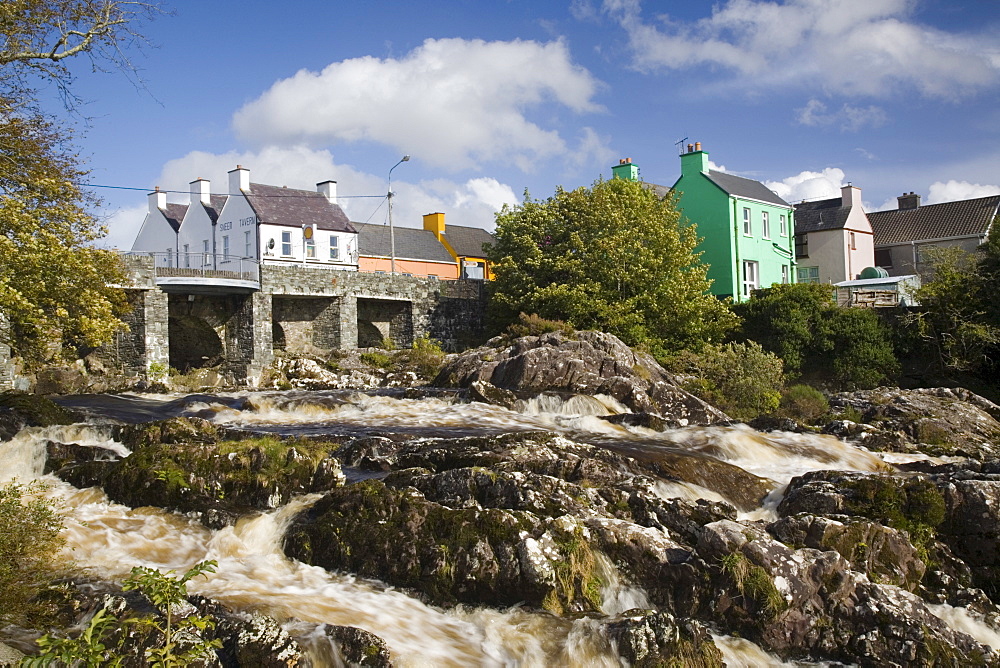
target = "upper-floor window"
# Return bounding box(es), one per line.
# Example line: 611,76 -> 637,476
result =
281,231 -> 292,256
244,231 -> 252,258
874,248 -> 893,268
183,244 -> 190,268
165,248 -> 173,268
779,214 -> 787,237
202,240 -> 210,267
762,211 -> 770,239
742,260 -> 759,298
742,207 -> 752,236
795,234 -> 808,258
222,235 -> 230,261
305,237 -> 316,259
329,235 -> 340,261
849,231 -> 856,250
781,264 -> 789,284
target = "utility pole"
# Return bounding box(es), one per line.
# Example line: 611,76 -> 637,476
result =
387,155 -> 410,273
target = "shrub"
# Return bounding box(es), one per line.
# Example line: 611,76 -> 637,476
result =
0,481 -> 66,627
359,351 -> 395,370
780,384 -> 830,423
506,312 -> 574,339
398,335 -> 446,381
668,341 -> 784,421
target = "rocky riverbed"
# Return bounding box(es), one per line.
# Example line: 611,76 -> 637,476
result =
4,331 -> 1000,666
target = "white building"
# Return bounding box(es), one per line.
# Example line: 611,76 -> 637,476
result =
793,185 -> 875,285
132,166 -> 359,274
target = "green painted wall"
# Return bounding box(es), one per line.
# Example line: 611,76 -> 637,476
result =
672,150 -> 795,302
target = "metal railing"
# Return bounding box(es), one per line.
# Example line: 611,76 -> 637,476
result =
123,252 -> 260,283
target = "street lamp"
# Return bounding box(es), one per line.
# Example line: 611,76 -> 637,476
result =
387,155 -> 410,273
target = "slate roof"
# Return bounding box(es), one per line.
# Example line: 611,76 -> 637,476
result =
162,203 -> 188,233
244,183 -> 356,233
794,197 -> 851,234
355,223 -> 455,263
705,170 -> 791,208
868,195 -> 1000,246
203,194 -> 227,224
442,225 -> 495,257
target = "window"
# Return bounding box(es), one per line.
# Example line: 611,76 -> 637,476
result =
781,264 -> 789,284
244,231 -> 252,258
281,231 -> 292,256
741,260 -> 759,298
795,234 -> 808,258
305,237 -> 316,259
329,235 -> 340,260
742,207 -> 752,236
874,248 -> 893,268
779,214 -> 787,237
797,266 -> 820,284
202,240 -> 210,266
165,248 -> 173,268
849,231 -> 856,250
762,211 -> 770,239
183,244 -> 190,268
222,235 -> 230,261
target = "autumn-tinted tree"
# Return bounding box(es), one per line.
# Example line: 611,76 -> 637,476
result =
487,178 -> 738,358
0,1 -> 162,364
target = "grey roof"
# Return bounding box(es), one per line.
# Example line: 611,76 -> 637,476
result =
163,203 -> 187,233
244,183 -> 356,233
355,223 -> 455,263
203,194 -> 227,224
868,195 -> 1000,246
794,197 -> 851,234
442,224 -> 495,257
705,170 -> 791,208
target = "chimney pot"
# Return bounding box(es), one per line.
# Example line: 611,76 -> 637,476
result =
694,142 -> 702,151
687,144 -> 694,153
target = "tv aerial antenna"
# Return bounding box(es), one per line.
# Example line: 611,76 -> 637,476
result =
674,137 -> 689,155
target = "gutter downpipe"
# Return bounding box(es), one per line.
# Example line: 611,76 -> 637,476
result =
732,197 -> 742,301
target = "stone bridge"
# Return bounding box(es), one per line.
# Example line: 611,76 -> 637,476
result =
97,255 -> 488,387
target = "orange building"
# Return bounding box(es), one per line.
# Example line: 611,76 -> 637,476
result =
355,222 -> 459,279
422,212 -> 495,280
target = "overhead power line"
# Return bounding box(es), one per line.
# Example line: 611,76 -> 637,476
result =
77,183 -> 386,199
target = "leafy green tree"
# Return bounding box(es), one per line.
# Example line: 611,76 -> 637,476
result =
487,178 -> 738,358
0,1 -> 162,365
0,481 -> 66,627
734,283 -> 898,389
904,244 -> 1000,378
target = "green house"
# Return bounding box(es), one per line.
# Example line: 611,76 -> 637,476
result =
667,144 -> 796,302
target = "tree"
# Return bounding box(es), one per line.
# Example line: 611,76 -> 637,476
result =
907,244 -> 1000,376
0,96 -> 128,364
734,283 -> 898,390
0,1 -> 161,108
0,1 -> 161,365
487,178 -> 738,358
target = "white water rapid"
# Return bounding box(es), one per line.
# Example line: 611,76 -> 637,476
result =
7,389 -> 1000,666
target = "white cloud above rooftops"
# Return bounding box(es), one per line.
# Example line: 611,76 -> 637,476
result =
602,0 -> 1000,98
232,37 -> 606,172
766,167 -> 845,204
927,180 -> 1000,205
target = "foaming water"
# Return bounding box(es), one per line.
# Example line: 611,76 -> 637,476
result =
594,553 -> 650,616
714,635 -> 804,667
2,427 -> 622,667
0,424 -> 125,484
928,604 -> 1000,651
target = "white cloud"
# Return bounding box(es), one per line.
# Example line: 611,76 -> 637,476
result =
233,37 -> 605,171
603,0 -> 1000,98
796,99 -> 887,131
927,180 -> 1000,204
95,146 -> 514,247
766,167 -> 845,203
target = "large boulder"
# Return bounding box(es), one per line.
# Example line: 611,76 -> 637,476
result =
435,331 -> 728,426
828,387 -> 1000,460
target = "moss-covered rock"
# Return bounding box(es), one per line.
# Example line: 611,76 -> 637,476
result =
603,610 -> 724,668
0,391 -> 80,440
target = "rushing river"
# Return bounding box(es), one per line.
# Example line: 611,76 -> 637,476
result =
3,389 -> 998,666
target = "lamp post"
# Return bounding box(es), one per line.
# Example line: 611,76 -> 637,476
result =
387,155 -> 410,273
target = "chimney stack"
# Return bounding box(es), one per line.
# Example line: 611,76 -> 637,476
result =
147,186 -> 166,213
611,158 -> 640,181
841,183 -> 861,208
190,178 -> 211,206
228,165 -> 250,194
897,191 -> 921,210
423,212 -> 446,237
317,180 -> 337,204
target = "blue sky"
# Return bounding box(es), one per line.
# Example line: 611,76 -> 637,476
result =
47,0 -> 1000,248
